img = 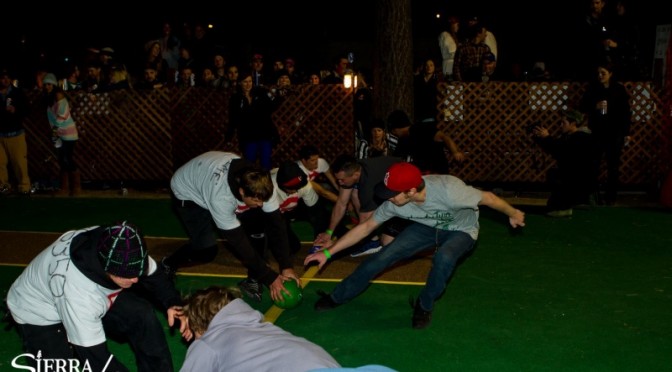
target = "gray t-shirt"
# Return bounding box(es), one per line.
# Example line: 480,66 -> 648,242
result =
373,175 -> 483,240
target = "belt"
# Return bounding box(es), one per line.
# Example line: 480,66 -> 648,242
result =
0,130 -> 24,138
173,197 -> 199,208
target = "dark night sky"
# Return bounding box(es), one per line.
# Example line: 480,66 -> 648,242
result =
1,1 -> 669,82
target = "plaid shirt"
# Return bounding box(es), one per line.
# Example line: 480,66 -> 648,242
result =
453,42 -> 492,82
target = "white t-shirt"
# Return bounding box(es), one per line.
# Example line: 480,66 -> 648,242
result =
485,31 -> 498,60
171,151 -> 280,230
7,227 -> 158,347
270,167 -> 319,213
296,158 -> 330,182
438,31 -> 458,76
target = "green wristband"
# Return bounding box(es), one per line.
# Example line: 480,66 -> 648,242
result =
323,250 -> 332,260
325,229 -> 334,236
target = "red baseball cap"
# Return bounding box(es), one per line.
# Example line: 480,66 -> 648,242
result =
375,162 -> 423,200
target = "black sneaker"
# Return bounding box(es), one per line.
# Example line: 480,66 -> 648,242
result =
238,278 -> 263,302
314,290 -> 340,312
410,297 -> 432,329
161,257 -> 177,279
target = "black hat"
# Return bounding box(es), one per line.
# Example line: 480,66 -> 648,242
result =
276,161 -> 308,190
98,221 -> 148,278
370,118 -> 387,130
387,110 -> 412,130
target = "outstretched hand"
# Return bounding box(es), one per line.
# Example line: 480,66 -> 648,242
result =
509,209 -> 526,228
304,250 -> 329,270
167,306 -> 193,342
452,151 -> 466,162
313,233 -> 334,248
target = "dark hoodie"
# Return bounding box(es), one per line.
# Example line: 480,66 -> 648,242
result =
67,227 -> 182,371
70,227 -> 182,308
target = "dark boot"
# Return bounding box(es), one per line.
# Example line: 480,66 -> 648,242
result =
411,298 -> 432,329
54,172 -> 69,196
70,170 -> 82,196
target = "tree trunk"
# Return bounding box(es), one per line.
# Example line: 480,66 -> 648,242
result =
373,0 -> 414,122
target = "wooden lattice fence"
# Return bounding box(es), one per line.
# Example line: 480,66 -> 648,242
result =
22,85 -> 354,186
20,82 -> 666,191
437,81 -> 666,188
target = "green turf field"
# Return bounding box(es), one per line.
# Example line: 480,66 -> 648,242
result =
1,196 -> 671,371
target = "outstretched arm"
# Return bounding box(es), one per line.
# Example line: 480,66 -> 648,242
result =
314,188 -> 352,247
478,191 -> 526,228
310,181 -> 339,203
304,217 -> 380,269
324,170 -> 340,192
436,130 -> 465,162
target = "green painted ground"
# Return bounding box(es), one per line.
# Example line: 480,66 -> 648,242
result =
1,196 -> 671,371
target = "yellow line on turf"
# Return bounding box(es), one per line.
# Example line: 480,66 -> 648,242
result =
0,263 -> 426,286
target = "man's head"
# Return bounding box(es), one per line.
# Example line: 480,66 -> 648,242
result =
276,161 -> 308,193
298,145 -> 320,170
251,53 -> 264,72
563,109 -> 584,126
237,166 -> 274,208
98,221 -> 148,283
143,66 -> 158,82
561,109 -> 584,133
0,68 -> 13,89
183,286 -> 242,338
387,110 -> 412,137
331,154 -> 361,189
375,162 -> 424,204
333,56 -> 349,75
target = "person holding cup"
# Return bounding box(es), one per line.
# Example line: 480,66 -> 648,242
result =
579,61 -> 631,206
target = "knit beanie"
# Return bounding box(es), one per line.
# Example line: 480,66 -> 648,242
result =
98,221 -> 148,278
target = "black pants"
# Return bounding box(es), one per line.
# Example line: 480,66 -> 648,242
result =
58,140 -> 78,172
596,137 -> 624,203
15,291 -> 173,372
546,168 -> 592,210
164,195 -> 220,269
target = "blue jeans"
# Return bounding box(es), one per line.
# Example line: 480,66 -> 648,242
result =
331,222 -> 475,311
242,140 -> 273,170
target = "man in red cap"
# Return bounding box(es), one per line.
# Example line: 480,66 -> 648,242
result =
304,162 -> 525,329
